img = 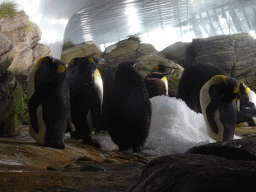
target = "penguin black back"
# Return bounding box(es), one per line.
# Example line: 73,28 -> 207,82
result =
178,62 -> 225,113
28,56 -> 70,149
67,56 -> 103,146
106,61 -> 152,153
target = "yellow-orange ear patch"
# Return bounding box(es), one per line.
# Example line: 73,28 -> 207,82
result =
35,57 -> 47,68
233,86 -> 239,94
88,57 -> 94,63
57,64 -> 65,73
69,60 -> 75,65
155,65 -> 159,71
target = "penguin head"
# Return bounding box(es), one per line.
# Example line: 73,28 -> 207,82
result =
152,64 -> 176,73
34,56 -> 67,85
208,75 -> 239,102
115,61 -> 137,71
68,56 -> 99,83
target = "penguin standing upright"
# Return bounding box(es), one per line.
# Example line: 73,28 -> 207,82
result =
178,62 -> 225,113
105,61 -> 152,153
66,56 -> 103,145
236,83 -> 256,126
28,56 -> 70,149
144,72 -> 169,98
200,75 -> 239,142
144,65 -> 175,98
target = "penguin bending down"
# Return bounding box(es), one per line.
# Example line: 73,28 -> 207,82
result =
200,75 -> 239,142
66,56 -> 103,145
178,62 -> 225,113
236,83 -> 256,126
105,61 -> 152,153
28,56 -> 70,149
144,65 -> 176,98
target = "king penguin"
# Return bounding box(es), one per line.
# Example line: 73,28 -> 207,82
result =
200,75 -> 239,142
66,56 -> 103,145
178,62 -> 225,113
27,56 -> 70,149
236,83 -> 256,126
144,65 -> 176,98
105,61 -> 152,153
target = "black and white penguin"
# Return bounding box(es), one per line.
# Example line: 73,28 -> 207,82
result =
144,72 -> 169,98
236,83 -> 256,126
28,56 -> 70,149
105,61 -> 152,152
66,56 -> 103,145
200,75 -> 239,142
178,62 -> 225,113
144,65 -> 176,98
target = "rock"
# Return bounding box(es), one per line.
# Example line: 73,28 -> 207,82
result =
12,35 -> 31,54
0,33 -> 15,76
129,154 -> 256,192
8,49 -> 33,73
103,39 -> 139,66
0,10 -> 29,38
61,41 -> 102,64
80,164 -> 106,172
32,43 -> 53,64
0,32 -> 12,56
136,43 -> 158,58
190,33 -> 256,91
160,41 -> 187,66
135,54 -> 184,96
0,70 -> 24,137
186,137 -> 256,161
27,21 -> 42,48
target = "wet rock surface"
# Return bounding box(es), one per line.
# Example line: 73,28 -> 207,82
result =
0,125 -> 153,191
0,125 -> 255,191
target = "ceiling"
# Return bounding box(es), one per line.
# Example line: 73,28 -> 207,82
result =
63,0 -> 256,51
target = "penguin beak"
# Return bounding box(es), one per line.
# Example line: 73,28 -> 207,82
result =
133,61 -> 139,68
165,67 -> 177,71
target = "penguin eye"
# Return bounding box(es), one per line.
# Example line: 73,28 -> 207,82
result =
57,64 -> 65,73
88,57 -> 94,63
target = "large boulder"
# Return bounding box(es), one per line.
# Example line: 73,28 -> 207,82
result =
130,137 -> 256,192
32,43 -> 53,64
129,153 -> 256,192
102,39 -> 140,66
0,10 -> 29,42
191,33 -> 256,91
61,41 -> 102,64
27,21 -> 42,48
160,41 -> 187,66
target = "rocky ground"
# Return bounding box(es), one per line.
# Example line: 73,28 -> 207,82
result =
0,125 -> 254,192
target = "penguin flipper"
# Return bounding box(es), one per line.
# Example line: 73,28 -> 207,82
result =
206,98 -> 222,134
28,85 -> 48,133
87,84 -> 102,129
239,108 -> 256,118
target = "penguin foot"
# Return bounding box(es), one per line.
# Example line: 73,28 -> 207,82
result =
45,141 -> 66,150
70,131 -> 82,140
82,138 -> 101,148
